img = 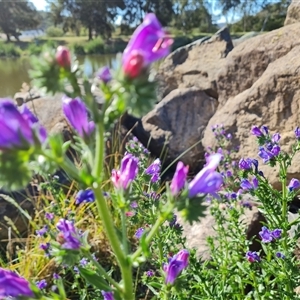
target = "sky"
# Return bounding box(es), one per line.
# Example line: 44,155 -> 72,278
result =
31,0 -> 47,11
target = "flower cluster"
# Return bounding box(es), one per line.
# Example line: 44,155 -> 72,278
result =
259,226 -> 282,243
56,219 -> 82,250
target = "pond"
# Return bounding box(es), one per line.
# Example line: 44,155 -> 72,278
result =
0,54 -> 119,98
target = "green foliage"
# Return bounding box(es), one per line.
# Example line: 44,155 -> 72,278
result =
85,38 -> 105,55
0,42 -> 21,57
46,26 -> 64,37
72,43 -> 86,55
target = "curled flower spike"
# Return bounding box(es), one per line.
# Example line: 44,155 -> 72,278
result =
145,158 -> 161,183
98,66 -> 112,83
56,219 -> 81,250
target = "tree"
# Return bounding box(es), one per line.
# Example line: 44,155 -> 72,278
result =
0,0 -> 40,41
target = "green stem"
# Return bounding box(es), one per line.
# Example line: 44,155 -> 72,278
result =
92,122 -> 133,299
84,251 -> 123,293
121,208 -> 128,255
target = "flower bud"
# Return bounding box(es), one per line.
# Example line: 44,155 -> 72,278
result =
123,50 -> 145,78
55,46 -> 71,69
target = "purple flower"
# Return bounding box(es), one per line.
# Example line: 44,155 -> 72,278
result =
272,228 -> 282,239
164,249 -> 189,285
272,133 -> 281,143
45,212 -> 54,220
39,243 -> 50,251
122,13 -> 173,78
258,147 -> 274,163
252,159 -> 259,171
288,178 -> 300,191
62,96 -> 95,138
145,158 -> 161,183
75,189 -> 95,205
240,177 -> 258,191
36,225 -> 48,237
134,228 -> 144,239
259,226 -> 273,243
261,125 -> 269,135
146,270 -> 154,277
170,161 -> 189,195
37,279 -> 47,289
226,133 -> 232,140
238,158 -> 252,170
251,126 -> 263,137
275,252 -> 285,259
188,153 -> 223,197
101,291 -> 115,300
111,154 -> 139,189
79,258 -> 88,267
98,66 -> 112,83
295,127 -> 300,139
0,268 -> 34,298
53,273 -> 60,280
271,144 -> 281,156
246,251 -> 261,263
56,219 -> 81,250
0,99 -> 47,149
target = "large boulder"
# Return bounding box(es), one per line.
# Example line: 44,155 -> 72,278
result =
203,45 -> 300,188
284,0 -> 300,26
123,88 -> 218,172
156,27 -> 233,101
217,23 -> 300,105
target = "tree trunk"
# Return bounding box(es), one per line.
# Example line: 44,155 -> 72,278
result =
88,26 -> 93,40
6,33 -> 10,42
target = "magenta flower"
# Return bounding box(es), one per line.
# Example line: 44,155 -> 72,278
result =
188,153 -> 223,197
164,249 -> 189,284
0,268 -> 34,298
62,96 -> 95,138
170,161 -> 189,195
122,13 -> 173,77
111,154 -> 139,189
0,99 -> 46,149
56,219 -> 81,250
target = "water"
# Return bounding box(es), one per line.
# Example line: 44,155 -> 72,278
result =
0,54 -> 118,98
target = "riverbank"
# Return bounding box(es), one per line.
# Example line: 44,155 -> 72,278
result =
0,31 -> 217,58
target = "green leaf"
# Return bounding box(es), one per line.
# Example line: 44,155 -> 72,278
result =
78,267 -> 110,290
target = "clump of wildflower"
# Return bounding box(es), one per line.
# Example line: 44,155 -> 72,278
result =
163,249 -> 189,284
246,251 -> 261,262
239,158 -> 252,170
